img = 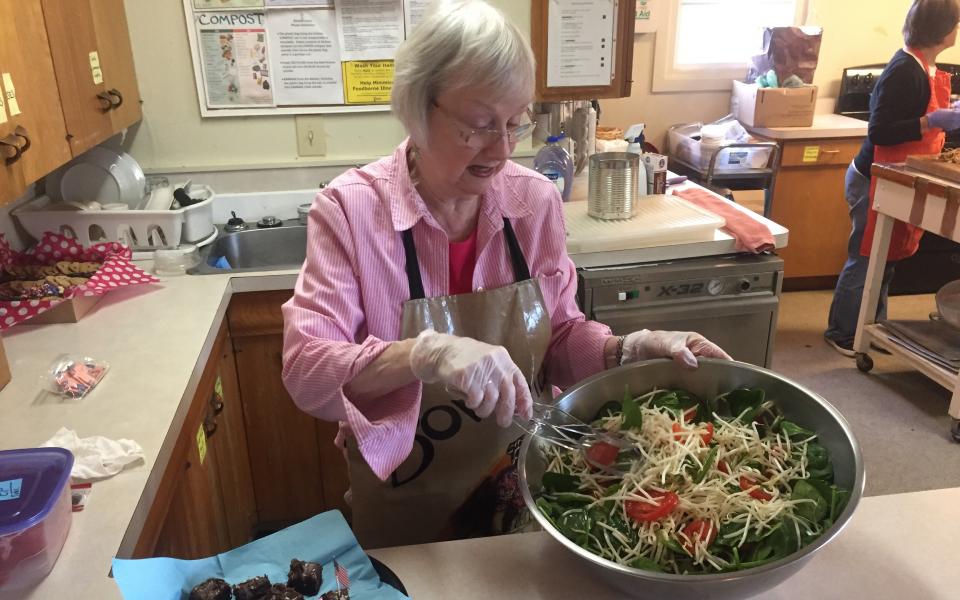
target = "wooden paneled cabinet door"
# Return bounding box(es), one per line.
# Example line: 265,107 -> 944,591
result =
0,0 -> 72,205
137,323 -> 256,559
229,291 -> 350,533
41,0 -> 141,157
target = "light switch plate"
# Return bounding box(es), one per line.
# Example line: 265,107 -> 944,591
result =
296,116 -> 327,157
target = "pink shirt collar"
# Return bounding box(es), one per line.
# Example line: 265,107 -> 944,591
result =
386,138 -> 534,233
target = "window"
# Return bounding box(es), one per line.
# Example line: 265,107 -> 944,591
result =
653,0 -> 806,93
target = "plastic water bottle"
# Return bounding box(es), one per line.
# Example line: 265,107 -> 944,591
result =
534,134 -> 575,202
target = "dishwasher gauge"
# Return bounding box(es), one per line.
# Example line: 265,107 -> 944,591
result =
707,279 -> 723,296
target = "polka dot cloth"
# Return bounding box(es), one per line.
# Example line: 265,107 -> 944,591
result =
1,232 -> 159,330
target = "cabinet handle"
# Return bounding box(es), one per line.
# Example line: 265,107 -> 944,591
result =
107,88 -> 124,109
210,393 -> 224,416
97,92 -> 114,112
13,126 -> 30,153
0,134 -> 22,166
203,412 -> 219,438
820,150 -> 841,155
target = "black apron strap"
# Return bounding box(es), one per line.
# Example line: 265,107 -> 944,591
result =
501,218 -> 531,283
402,228 -> 426,300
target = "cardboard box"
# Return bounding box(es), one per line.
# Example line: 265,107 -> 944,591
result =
732,80 -> 817,128
26,295 -> 102,326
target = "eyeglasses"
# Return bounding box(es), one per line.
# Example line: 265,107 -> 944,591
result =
432,101 -> 537,150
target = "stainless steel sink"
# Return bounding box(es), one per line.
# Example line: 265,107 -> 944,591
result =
191,221 -> 306,274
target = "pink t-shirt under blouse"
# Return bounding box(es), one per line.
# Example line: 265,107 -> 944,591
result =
281,138 -> 612,480
447,229 -> 478,295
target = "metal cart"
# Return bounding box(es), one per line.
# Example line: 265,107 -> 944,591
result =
854,164 -> 960,441
667,124 -> 780,216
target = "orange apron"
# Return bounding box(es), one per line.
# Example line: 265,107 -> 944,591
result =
861,50 -> 952,261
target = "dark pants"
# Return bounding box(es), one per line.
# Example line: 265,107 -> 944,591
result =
825,164 -> 896,346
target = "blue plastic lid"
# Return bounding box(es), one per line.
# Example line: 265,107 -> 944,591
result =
0,448 -> 74,536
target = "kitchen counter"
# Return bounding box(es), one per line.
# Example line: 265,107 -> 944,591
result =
746,113 -> 867,141
0,179 -> 784,598
369,487 -> 960,599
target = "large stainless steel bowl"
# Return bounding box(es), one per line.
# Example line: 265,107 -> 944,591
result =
519,358 -> 865,600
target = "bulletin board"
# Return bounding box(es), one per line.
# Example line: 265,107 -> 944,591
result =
182,0 -> 431,117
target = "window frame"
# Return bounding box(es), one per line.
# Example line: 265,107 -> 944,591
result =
652,0 -> 808,93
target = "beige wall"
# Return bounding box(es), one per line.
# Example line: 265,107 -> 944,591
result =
122,0 -> 530,172
601,0 -> 960,149
125,0 -> 960,172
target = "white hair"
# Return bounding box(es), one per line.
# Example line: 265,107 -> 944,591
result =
391,0 -> 536,147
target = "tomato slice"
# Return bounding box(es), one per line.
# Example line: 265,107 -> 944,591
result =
625,490 -> 680,523
584,441 -> 620,468
681,519 -> 717,554
683,407 -> 697,423
701,422 -> 714,445
717,460 -> 730,474
673,422 -> 714,445
739,475 -> 773,501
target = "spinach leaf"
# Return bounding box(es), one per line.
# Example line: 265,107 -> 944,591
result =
552,492 -> 594,507
594,400 -> 622,421
805,442 -> 831,470
831,488 -> 851,522
727,388 -> 765,420
791,480 -> 828,523
558,509 -> 594,546
693,446 -> 719,483
659,532 -> 687,555
542,471 -> 579,493
780,420 -> 816,441
622,385 -> 644,430
629,556 -> 663,572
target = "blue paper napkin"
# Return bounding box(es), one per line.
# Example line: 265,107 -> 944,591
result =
112,510 -> 409,600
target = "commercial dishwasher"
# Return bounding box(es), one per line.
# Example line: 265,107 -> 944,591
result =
577,253 -> 784,368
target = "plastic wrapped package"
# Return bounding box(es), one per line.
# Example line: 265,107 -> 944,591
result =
45,355 -> 109,400
747,27 -> 823,86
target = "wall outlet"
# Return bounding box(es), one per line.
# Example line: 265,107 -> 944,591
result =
295,116 -> 327,157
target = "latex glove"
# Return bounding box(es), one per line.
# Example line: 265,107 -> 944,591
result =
927,108 -> 960,131
409,330 -> 533,426
621,329 -> 732,369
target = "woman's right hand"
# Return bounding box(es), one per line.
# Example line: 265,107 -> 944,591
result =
927,108 -> 960,132
409,330 -> 533,427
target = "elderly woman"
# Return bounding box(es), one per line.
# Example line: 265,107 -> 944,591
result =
825,0 -> 960,356
282,0 -> 729,549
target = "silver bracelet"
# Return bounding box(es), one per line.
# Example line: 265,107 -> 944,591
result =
615,335 -> 627,366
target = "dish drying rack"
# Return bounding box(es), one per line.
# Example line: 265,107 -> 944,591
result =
13,185 -> 216,252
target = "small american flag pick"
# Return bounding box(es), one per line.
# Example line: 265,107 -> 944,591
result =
335,559 -> 350,590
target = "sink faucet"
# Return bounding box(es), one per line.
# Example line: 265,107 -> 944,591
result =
225,211 -> 249,232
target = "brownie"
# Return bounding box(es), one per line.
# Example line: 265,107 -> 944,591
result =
287,559 -> 322,596
188,578 -> 231,600
232,575 -> 271,600
264,584 -> 304,600
320,591 -> 350,600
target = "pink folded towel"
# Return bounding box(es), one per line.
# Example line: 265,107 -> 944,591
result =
671,188 -> 775,254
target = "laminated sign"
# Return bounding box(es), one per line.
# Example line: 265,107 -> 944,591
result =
342,60 -> 393,104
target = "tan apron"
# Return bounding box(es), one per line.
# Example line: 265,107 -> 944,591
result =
347,218 -> 552,549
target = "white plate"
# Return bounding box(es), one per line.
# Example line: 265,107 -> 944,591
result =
60,147 -> 146,209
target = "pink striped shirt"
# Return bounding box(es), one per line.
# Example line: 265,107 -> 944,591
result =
281,139 -> 612,479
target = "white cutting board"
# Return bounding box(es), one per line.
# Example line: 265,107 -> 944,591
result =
564,195 -> 726,254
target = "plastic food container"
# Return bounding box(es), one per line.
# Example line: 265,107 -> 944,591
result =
0,448 -> 74,595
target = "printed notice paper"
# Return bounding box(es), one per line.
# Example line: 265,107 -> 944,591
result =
194,0 -> 264,9
403,0 -> 431,37
546,0 -> 615,87
342,60 -> 394,104
196,12 -> 274,107
336,0 -> 404,61
267,10 -> 344,105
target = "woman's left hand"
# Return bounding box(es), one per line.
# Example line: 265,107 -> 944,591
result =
621,330 -> 732,369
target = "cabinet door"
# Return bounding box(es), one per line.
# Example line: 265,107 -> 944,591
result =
233,333 -> 329,529
0,0 -> 71,203
770,165 -> 852,279
89,0 -> 141,131
210,331 -> 258,548
41,0 -> 113,157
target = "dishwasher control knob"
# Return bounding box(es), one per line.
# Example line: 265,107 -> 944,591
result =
707,279 -> 723,296
739,279 -> 752,292
617,291 -> 627,302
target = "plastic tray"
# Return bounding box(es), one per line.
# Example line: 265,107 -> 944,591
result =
564,195 -> 726,254
13,186 -> 215,251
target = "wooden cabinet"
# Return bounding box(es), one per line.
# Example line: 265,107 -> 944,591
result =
767,138 -> 864,284
228,291 -> 350,532
134,323 -> 256,559
41,0 -> 141,157
0,0 -> 72,205
530,0 -> 637,101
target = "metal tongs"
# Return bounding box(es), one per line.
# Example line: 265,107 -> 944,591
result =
514,401 -> 642,474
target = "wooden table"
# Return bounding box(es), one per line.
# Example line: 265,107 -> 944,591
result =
854,164 -> 960,440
